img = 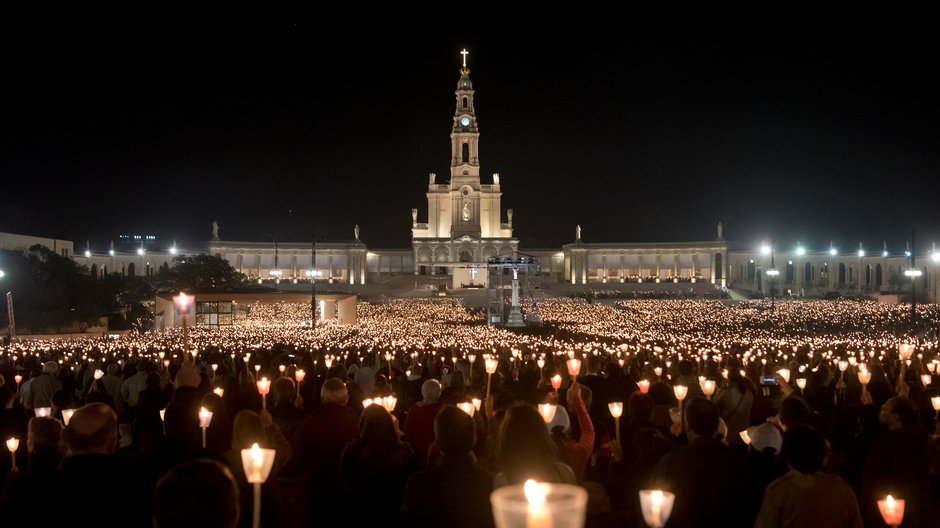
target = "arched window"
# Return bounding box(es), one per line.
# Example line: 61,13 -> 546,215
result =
127,263 -> 134,277
876,263 -> 883,286
714,253 -> 722,280
462,142 -> 469,163
462,96 -> 468,109
804,262 -> 813,282
746,261 -> 756,280
785,261 -> 794,282
838,263 -> 846,284
90,263 -> 98,278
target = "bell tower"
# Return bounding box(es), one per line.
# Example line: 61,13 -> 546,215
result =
450,48 -> 480,188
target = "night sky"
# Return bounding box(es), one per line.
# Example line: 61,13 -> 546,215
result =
3,21 -> 939,253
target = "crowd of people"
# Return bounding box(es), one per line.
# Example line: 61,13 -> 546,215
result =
0,298 -> 938,527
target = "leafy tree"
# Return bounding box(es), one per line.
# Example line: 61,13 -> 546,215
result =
155,254 -> 246,293
0,246 -> 116,332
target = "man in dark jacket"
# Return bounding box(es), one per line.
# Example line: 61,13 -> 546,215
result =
650,398 -> 759,528
401,405 -> 493,528
284,377 -> 359,528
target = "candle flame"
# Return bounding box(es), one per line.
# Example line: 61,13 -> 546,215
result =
524,480 -> 546,507
651,489 -> 664,506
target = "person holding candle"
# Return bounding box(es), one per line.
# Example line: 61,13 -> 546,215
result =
755,426 -> 862,528
339,404 -> 417,527
555,380 -> 595,483
270,377 -> 305,442
402,379 -> 443,468
860,396 -> 930,528
494,404 -> 577,487
715,367 -> 755,447
401,405 -> 494,528
20,362 -> 60,414
282,377 -> 358,528
650,398 -> 760,528
53,402 -> 149,528
0,416 -> 64,525
224,409 -> 291,528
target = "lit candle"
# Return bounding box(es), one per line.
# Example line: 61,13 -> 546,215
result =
701,379 -> 716,398
199,407 -> 214,448
35,407 -> 52,418
61,408 -> 76,426
566,358 -> 581,377
673,385 -> 688,401
6,437 -> 19,472
921,374 -> 932,387
777,368 -> 790,383
550,375 -> 562,392
457,402 -> 475,417
295,369 -> 306,383
537,403 -> 557,424
877,495 -> 905,527
213,387 -> 225,398
639,489 -> 674,528
257,377 -> 271,410
637,379 -> 651,394
472,397 -> 482,412
524,480 -> 552,528
609,402 -> 623,445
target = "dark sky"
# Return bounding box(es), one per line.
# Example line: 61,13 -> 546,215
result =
3,20 -> 939,253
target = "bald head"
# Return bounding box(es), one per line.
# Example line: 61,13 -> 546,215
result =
63,402 -> 118,455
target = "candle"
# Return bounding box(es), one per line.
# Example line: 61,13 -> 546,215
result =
278,364 -> 286,374
639,489 -> 674,528
61,408 -> 76,426
566,358 -> 581,377
931,396 -> 940,412
213,387 -> 225,398
609,402 -> 623,445
295,369 -> 306,383
35,407 -> 52,418
858,369 -> 871,385
524,480 -> 551,528
6,437 -> 19,472
550,375 -> 562,391
457,402 -> 475,417
898,344 -> 915,360
472,397 -> 482,412
537,403 -> 557,424
921,374 -> 932,387
257,377 -> 271,410
701,379 -> 716,398
93,369 -> 104,380
796,378 -> 807,390
740,429 -> 751,444
637,379 -> 651,394
877,495 -> 905,527
653,367 -> 663,378
777,368 -> 790,383
673,385 -> 688,401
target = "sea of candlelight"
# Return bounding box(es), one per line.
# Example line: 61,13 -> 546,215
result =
0,299 -> 936,385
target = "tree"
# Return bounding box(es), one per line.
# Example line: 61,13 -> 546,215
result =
155,254 -> 246,293
0,246 -> 116,332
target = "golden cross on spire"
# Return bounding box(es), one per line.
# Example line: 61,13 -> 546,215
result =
460,49 -> 469,68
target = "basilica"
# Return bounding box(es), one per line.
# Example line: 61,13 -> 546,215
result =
60,51 -> 938,304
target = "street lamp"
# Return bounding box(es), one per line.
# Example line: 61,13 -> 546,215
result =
764,240 -> 778,309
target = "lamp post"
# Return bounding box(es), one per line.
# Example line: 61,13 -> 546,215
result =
906,230 -> 919,330
765,240 -> 779,310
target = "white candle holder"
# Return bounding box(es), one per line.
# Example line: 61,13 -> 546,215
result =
241,443 -> 276,528
639,489 -> 675,528
490,480 -> 587,528
61,409 -> 76,426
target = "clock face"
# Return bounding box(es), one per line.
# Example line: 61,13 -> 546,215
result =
460,117 -> 471,126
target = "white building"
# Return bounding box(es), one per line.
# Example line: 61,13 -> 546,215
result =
410,59 -> 517,286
